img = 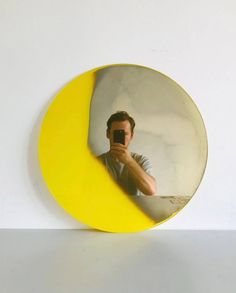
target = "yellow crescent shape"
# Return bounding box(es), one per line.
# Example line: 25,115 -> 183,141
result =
39,67 -> 156,232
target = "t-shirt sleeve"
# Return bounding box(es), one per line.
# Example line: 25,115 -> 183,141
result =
138,155 -> 154,177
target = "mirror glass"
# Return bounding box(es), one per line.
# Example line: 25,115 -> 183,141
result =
39,64 -> 208,232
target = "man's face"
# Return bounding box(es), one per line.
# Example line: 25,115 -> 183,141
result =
107,120 -> 133,148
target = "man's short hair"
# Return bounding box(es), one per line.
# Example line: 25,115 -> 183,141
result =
107,111 -> 135,133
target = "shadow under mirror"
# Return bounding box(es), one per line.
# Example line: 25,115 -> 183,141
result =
89,64 -> 207,223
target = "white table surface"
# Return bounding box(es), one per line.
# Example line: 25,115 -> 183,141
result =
1,229 -> 235,293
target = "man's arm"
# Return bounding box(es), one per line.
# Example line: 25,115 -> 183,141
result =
110,144 -> 157,196
126,158 -> 156,195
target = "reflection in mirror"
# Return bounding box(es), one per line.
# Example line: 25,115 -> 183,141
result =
89,65 -> 207,222
97,111 -> 157,196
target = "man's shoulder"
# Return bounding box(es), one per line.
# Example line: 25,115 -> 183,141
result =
97,152 -> 111,163
97,152 -> 106,159
131,152 -> 150,163
131,152 -> 153,173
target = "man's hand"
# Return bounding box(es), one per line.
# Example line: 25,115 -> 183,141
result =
110,143 -> 133,165
110,143 -> 157,195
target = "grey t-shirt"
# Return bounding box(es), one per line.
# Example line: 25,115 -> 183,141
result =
98,151 -> 153,196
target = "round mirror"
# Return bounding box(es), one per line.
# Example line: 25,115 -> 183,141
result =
39,64 -> 208,232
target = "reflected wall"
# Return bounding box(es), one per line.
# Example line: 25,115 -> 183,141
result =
89,65 -> 207,197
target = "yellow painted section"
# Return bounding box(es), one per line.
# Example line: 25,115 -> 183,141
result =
38,67 -> 156,232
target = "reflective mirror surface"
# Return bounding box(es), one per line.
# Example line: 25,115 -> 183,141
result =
39,64 -> 208,232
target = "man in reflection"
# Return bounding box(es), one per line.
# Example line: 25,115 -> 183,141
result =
98,111 -> 156,196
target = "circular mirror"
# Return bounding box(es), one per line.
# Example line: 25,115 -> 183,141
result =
39,64 -> 208,232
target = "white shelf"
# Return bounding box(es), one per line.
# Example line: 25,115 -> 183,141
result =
1,230 -> 235,293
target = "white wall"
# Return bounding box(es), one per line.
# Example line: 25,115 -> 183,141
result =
0,0 -> 236,229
